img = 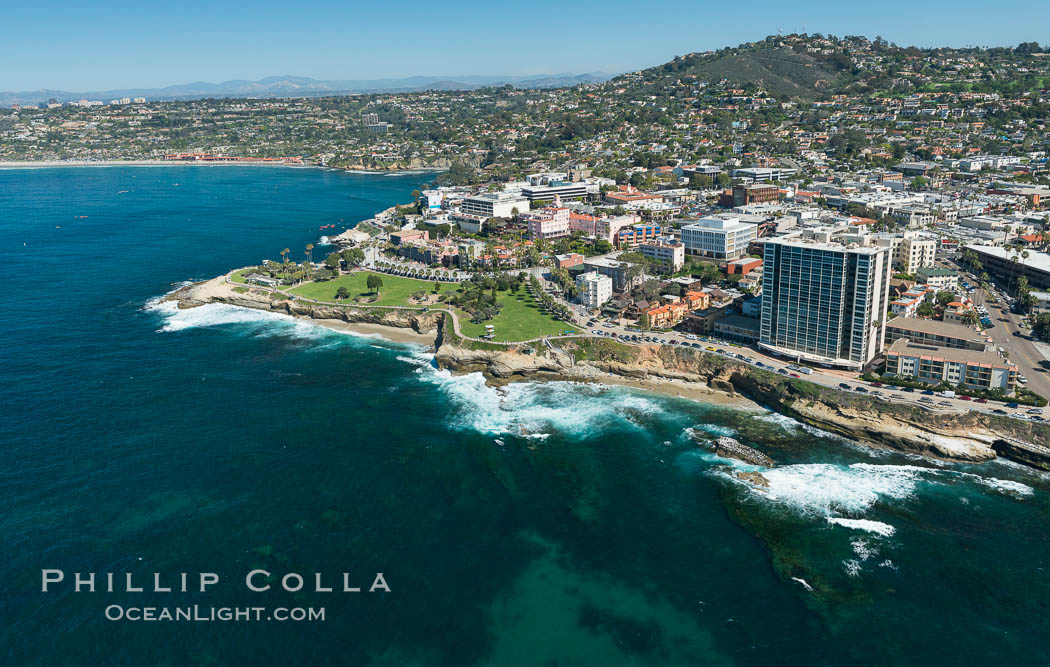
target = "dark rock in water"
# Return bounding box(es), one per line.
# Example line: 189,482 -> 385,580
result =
692,434 -> 776,467
715,436 -> 775,467
734,470 -> 770,489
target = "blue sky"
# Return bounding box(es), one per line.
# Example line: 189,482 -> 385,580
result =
1,0 -> 1047,91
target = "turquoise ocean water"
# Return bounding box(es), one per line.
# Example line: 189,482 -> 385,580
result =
1,166 -> 1049,665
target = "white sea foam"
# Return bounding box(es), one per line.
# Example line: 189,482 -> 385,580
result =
146,299 -> 402,347
396,353 -> 430,366
827,518 -> 897,537
752,413 -> 802,430
790,577 -> 813,592
417,368 -> 662,437
693,423 -> 737,437
752,411 -> 861,446
159,303 -> 329,340
974,477 -> 1034,497
757,463 -> 922,516
850,537 -> 878,561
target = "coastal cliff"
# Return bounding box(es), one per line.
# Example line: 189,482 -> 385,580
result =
167,277 -> 443,336
434,334 -> 1050,468
171,276 -> 1050,469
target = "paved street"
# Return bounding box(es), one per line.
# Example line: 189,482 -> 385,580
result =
980,293 -> 1050,397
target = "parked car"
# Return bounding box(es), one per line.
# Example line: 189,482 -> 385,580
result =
992,408 -> 1008,414
1006,403 -> 1020,409
975,398 -> 988,404
790,373 -> 800,378
959,395 -> 971,401
919,397 -> 934,403
839,382 -> 851,389
901,387 -> 915,393
921,390 -> 935,396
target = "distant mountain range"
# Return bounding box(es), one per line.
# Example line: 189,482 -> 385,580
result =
0,73 -> 613,106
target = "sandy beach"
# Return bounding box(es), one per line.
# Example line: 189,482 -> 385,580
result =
591,373 -> 765,410
311,318 -> 436,345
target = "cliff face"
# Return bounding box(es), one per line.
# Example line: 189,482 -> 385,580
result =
434,335 -> 1050,467
171,276 -> 1050,469
168,278 -> 443,335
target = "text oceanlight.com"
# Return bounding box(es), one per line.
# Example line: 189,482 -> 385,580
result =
105,605 -> 326,622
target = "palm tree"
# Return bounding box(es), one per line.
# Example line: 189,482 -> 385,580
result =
305,243 -> 314,265
280,248 -> 290,278
960,309 -> 979,327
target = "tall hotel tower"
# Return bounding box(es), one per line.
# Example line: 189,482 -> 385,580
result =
759,237 -> 892,369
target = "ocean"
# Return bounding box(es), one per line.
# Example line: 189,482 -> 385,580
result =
1,166 -> 1049,665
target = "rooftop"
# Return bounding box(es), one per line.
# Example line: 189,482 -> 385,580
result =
681,216 -> 755,232
887,339 -> 1015,370
966,245 -> 1050,274
763,235 -> 888,255
916,267 -> 957,277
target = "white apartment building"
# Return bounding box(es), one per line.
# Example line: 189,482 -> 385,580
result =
898,236 -> 937,273
638,241 -> 685,272
886,339 -> 1016,391
459,192 -> 530,219
760,237 -> 892,369
958,155 -> 1022,173
680,217 -> 758,260
576,271 -> 613,310
874,232 -> 937,274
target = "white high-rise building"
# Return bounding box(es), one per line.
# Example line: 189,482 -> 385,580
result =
759,237 -> 892,369
576,271 -> 613,310
680,217 -> 758,260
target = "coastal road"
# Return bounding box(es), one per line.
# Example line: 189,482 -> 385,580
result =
982,299 -> 1050,398
565,316 -> 1044,423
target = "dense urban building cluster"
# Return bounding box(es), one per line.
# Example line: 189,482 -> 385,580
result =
6,33 -> 1050,399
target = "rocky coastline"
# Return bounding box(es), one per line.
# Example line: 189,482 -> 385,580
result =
169,276 -> 1050,470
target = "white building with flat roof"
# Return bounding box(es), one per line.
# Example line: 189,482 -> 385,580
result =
459,192 -> 530,219
576,271 -> 613,310
680,217 -> 758,260
760,237 -> 892,369
638,241 -> 685,272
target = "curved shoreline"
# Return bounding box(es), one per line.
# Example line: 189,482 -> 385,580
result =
168,274 -> 1050,469
0,160 -> 450,173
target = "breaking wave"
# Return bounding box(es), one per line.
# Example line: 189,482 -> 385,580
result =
145,298 -> 390,346
751,463 -> 923,516
415,366 -> 664,438
827,517 -> 897,537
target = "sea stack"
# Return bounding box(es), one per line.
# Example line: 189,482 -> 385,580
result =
691,432 -> 776,467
